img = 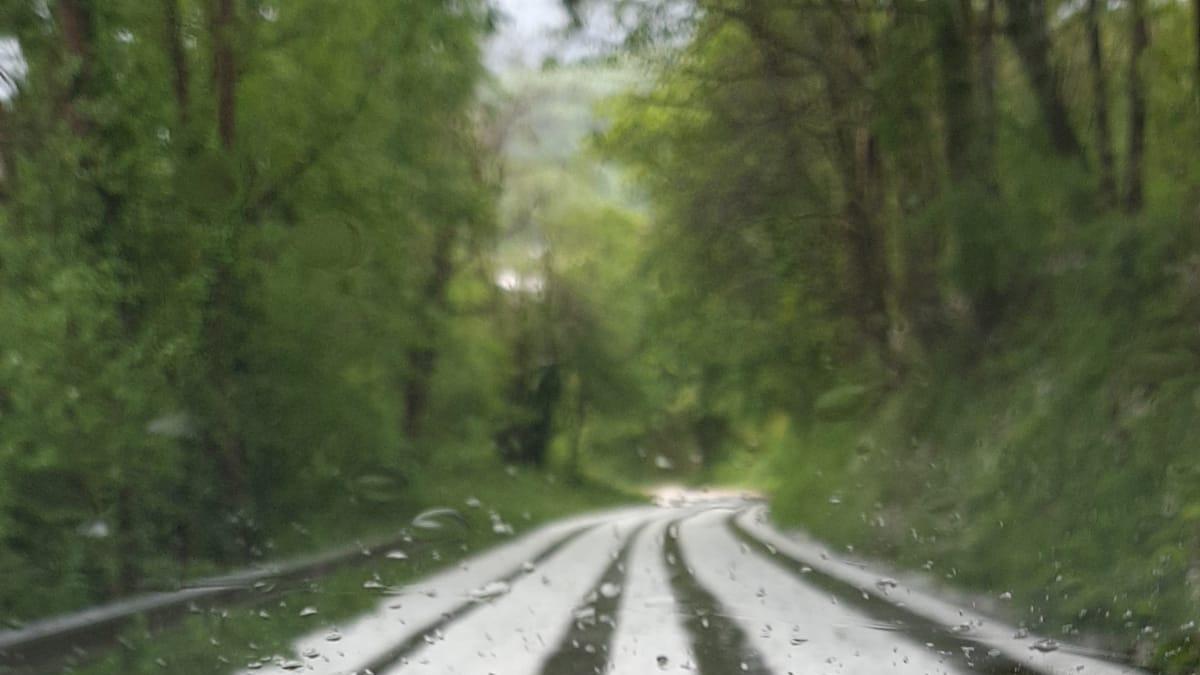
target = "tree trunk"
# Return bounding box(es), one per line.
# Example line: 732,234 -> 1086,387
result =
568,388 -> 586,482
211,0 -> 235,149
402,225 -> 457,441
0,106 -> 11,200
978,0 -> 998,184
402,349 -> 436,440
1086,0 -> 1117,207
114,484 -> 139,596
1124,0 -> 1148,213
935,0 -> 979,179
1002,0 -> 1084,158
840,122 -> 891,350
56,0 -> 94,135
814,18 -> 891,352
1194,0 -> 1200,99
165,0 -> 190,124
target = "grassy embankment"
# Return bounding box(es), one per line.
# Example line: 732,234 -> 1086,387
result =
36,460 -> 635,675
736,214 -> 1200,672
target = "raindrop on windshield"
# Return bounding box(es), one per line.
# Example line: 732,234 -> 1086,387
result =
1030,638 -> 1060,652
470,580 -> 511,601
412,507 -> 467,532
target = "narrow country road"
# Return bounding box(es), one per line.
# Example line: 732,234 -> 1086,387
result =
234,495 -> 1144,675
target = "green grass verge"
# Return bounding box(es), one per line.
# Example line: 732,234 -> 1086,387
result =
41,463 -> 635,675
749,305 -> 1200,673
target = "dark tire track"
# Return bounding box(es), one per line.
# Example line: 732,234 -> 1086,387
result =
664,516 -> 775,675
538,521 -> 649,675
727,513 -> 1037,674
362,524 -> 595,673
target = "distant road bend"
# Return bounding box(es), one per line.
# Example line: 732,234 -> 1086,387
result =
231,494 -> 1143,675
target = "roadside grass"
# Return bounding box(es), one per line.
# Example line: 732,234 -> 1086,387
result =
752,294 -> 1200,673
44,462 -> 636,675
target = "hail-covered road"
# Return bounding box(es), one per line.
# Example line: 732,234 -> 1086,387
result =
228,493 -> 1141,675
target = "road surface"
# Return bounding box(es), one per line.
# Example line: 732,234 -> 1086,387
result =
233,495 -> 1142,674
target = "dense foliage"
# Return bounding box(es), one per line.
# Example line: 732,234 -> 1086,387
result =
0,0 -> 507,619
6,0 -> 1200,672
595,0 -> 1200,669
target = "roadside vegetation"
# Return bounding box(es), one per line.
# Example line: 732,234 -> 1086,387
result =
591,1 -> 1200,671
0,0 -> 640,630
4,1 -> 1200,673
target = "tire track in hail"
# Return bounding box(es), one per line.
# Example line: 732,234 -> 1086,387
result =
664,510 -> 776,675
537,520 -> 650,675
359,523 -> 595,674
726,513 -> 1039,674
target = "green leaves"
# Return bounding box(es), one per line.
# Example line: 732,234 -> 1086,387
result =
0,0 -> 496,621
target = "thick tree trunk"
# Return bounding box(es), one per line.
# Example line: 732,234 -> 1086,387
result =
212,0 -> 235,149
935,0 -> 979,179
402,349 -> 436,440
1086,0 -> 1117,207
814,19 -> 891,352
1124,0 -> 1149,213
1002,0 -> 1084,158
165,0 -> 190,124
56,0 -> 94,135
838,121 -> 891,350
402,225 -> 457,441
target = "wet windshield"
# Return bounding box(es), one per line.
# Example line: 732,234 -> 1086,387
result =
0,0 -> 1196,674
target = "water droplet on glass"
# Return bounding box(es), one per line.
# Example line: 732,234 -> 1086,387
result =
79,520 -> 110,539
412,507 -> 466,532
656,655 -> 669,670
470,580 -> 511,601
386,550 -> 409,561
298,606 -> 318,617
574,605 -> 597,624
1030,638 -> 1059,652
599,582 -> 621,599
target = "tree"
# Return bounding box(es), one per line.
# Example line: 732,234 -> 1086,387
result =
211,0 -> 235,148
1124,0 -> 1149,213
1086,0 -> 1117,207
1002,0 -> 1084,158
